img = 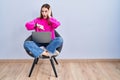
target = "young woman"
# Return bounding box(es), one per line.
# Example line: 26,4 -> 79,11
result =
24,3 -> 63,58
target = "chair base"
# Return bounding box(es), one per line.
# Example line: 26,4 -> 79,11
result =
28,57 -> 58,77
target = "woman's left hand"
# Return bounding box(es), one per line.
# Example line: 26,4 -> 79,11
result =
48,8 -> 51,18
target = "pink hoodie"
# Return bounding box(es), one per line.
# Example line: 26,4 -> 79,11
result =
25,17 -> 60,40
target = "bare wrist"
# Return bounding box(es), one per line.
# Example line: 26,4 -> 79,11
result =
34,23 -> 37,28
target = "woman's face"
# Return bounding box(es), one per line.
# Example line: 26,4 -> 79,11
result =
41,7 -> 49,19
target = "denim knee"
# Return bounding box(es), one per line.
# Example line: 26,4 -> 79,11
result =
46,37 -> 63,53
24,41 -> 34,48
24,41 -> 31,48
55,37 -> 63,44
23,41 -> 44,58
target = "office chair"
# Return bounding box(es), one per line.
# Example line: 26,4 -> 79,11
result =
24,30 -> 63,77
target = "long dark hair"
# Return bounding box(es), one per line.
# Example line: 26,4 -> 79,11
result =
40,3 -> 53,19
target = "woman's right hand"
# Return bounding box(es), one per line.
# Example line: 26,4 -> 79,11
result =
36,23 -> 44,30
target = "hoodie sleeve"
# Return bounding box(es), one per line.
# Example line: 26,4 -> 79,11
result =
25,18 -> 37,30
49,17 -> 61,29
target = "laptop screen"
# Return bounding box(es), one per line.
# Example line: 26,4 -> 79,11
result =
32,32 -> 51,43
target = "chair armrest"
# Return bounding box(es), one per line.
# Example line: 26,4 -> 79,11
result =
25,35 -> 32,41
55,30 -> 63,53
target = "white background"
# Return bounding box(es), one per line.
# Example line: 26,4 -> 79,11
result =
0,0 -> 120,59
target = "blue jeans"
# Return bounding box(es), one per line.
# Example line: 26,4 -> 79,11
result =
24,37 -> 63,58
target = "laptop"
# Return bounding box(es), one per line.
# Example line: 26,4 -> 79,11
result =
32,32 -> 51,43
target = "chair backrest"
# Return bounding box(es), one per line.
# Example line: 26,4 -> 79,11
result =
24,30 -> 63,58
